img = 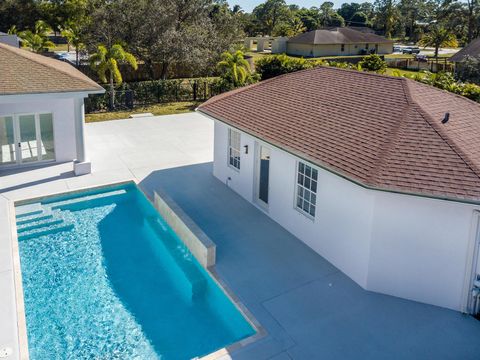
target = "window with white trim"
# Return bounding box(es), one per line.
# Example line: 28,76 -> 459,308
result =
228,128 -> 241,170
296,162 -> 318,217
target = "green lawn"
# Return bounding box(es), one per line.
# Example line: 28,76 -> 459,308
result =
85,101 -> 201,123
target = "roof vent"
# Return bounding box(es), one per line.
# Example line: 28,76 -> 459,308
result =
441,112 -> 450,124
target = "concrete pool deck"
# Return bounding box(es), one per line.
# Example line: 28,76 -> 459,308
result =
1,113 -> 480,359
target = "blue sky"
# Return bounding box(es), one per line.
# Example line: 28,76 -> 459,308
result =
233,0 -> 373,12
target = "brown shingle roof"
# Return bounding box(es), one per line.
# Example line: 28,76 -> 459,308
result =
450,38 -> 480,62
198,67 -> 480,202
288,28 -> 394,45
0,43 -> 103,96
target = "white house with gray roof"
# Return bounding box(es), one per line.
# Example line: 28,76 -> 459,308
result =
0,43 -> 104,175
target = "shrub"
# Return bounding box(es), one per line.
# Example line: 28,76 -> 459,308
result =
458,82 -> 480,102
456,56 -> 480,85
255,54 -> 317,80
358,54 -> 387,74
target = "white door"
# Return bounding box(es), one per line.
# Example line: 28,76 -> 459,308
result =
468,215 -> 480,316
255,144 -> 271,209
0,113 -> 55,167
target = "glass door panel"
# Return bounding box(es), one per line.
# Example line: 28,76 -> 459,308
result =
39,114 -> 55,161
258,146 -> 271,206
0,116 -> 16,165
18,114 -> 39,163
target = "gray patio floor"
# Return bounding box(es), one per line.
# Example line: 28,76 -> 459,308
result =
1,113 -> 480,359
140,163 -> 480,360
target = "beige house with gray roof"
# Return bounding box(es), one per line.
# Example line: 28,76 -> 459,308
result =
0,43 -> 104,175
283,27 -> 394,57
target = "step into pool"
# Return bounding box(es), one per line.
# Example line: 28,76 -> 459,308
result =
15,183 -> 255,359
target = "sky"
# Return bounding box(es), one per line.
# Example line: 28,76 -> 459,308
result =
234,0 -> 374,12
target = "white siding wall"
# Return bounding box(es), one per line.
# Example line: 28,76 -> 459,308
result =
0,96 -> 80,163
212,120 -> 479,311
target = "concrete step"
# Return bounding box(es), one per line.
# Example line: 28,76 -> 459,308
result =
17,219 -> 65,234
16,214 -> 54,226
18,224 -> 74,242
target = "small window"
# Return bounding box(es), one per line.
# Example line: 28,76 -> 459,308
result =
296,161 -> 318,217
341,44 -> 345,52
228,128 -> 241,170
366,43 -> 369,49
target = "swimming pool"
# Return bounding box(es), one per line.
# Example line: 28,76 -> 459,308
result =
15,183 -> 255,359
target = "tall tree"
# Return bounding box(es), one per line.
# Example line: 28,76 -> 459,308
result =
419,24 -> 458,59
60,21 -> 85,66
318,2 -> 345,27
18,20 -> 55,53
89,44 -> 138,109
252,0 -> 290,35
373,0 -> 399,38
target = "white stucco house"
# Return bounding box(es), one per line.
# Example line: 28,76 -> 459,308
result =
0,43 -> 104,175
197,66 -> 480,316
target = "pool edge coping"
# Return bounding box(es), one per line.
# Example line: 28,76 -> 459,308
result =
10,179 -> 266,360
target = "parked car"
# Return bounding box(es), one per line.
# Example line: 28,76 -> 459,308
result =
393,46 -> 402,53
414,54 -> 428,62
402,46 -> 421,54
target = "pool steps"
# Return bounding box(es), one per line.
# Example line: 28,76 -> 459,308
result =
15,190 -> 207,299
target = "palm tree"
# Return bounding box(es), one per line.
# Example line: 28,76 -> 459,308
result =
89,44 -> 138,110
19,20 -> 55,53
60,22 -> 85,66
419,25 -> 458,62
217,51 -> 251,87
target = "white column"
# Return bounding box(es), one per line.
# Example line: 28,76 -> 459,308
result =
73,97 -> 91,175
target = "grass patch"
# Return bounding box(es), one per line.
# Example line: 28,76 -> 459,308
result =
85,101 -> 201,123
385,68 -> 424,77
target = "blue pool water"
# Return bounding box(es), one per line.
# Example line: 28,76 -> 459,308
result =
16,183 -> 255,359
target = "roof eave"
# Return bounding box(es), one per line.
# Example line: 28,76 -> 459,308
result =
197,107 -> 480,207
0,88 -> 105,103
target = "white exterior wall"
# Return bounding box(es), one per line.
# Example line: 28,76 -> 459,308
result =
0,95 -> 83,164
286,42 -> 393,57
212,120 -> 479,311
368,193 -> 478,310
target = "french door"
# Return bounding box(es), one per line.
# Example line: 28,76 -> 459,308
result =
0,113 -> 55,167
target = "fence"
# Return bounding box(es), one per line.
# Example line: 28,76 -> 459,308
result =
385,57 -> 454,73
85,78 -> 228,113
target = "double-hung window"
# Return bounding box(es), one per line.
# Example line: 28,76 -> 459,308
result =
296,162 -> 318,217
228,128 -> 241,170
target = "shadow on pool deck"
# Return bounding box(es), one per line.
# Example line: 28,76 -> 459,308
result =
140,162 -> 480,360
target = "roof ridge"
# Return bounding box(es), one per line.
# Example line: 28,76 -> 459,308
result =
0,43 -> 100,90
366,78 -> 411,185
404,80 -> 480,180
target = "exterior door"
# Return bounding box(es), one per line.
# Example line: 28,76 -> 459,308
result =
468,216 -> 480,316
17,114 -> 39,163
0,113 -> 55,167
256,145 -> 271,208
0,116 -> 16,165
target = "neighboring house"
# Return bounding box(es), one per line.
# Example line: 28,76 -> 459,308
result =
0,31 -> 19,48
0,43 -> 104,175
277,27 -> 394,57
450,37 -> 480,63
197,66 -> 480,315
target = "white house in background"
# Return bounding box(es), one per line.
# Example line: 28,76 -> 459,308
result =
0,31 -> 19,47
0,43 -> 104,175
198,66 -> 480,315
